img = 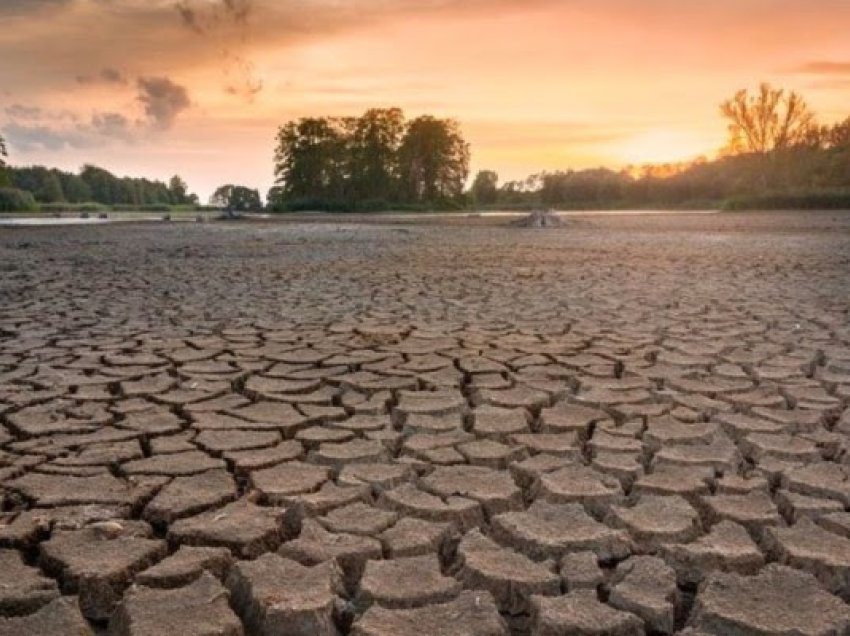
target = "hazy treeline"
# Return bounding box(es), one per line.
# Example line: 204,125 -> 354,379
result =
0,160 -> 198,212
268,108 -> 470,211
480,144 -> 850,210
473,84 -> 850,210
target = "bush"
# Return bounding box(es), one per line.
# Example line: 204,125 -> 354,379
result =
0,188 -> 38,212
77,202 -> 109,213
110,203 -> 171,212
723,191 -> 850,211
39,202 -> 75,213
39,201 -> 109,213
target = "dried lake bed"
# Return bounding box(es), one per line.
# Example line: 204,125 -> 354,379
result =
1,211 -> 850,635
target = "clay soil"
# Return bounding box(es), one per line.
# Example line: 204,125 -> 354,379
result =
1,210 -> 850,635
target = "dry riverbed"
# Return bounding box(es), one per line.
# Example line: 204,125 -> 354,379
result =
1,211 -> 850,635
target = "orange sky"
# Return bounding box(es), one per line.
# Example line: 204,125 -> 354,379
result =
1,0 -> 849,200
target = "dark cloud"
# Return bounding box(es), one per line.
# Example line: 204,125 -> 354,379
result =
136,76 -> 191,130
794,61 -> 850,75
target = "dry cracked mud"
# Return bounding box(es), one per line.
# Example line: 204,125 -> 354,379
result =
0,210 -> 849,635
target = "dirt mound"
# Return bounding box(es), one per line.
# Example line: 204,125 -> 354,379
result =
511,209 -> 564,228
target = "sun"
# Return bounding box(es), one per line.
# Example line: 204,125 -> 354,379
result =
615,129 -> 713,165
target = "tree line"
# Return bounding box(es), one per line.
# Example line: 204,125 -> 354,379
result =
2,83 -> 849,213
268,108 -> 470,211
471,84 -> 850,210
0,161 -> 198,212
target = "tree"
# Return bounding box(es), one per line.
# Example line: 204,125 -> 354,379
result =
397,116 -> 469,204
471,170 -> 499,205
350,108 -> 405,202
57,172 -> 91,203
828,116 -> 850,148
210,184 -> 261,214
168,175 -> 190,205
0,188 -> 37,212
0,134 -> 8,187
37,170 -> 65,203
273,117 -> 353,205
80,165 -> 121,203
720,83 -> 817,154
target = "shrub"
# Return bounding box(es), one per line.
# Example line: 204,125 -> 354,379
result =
0,188 -> 38,212
39,201 -> 109,213
723,191 -> 850,211
39,202 -> 75,213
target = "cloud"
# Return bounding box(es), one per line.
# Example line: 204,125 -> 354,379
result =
223,54 -> 263,102
175,0 -> 253,34
0,0 -> 73,16
2,108 -> 135,152
136,76 -> 191,129
1,80 -> 181,153
222,0 -> 252,26
76,67 -> 128,85
174,0 -> 262,101
4,104 -> 44,119
794,61 -> 850,75
1,121 -> 95,152
175,1 -> 205,34
90,111 -> 133,139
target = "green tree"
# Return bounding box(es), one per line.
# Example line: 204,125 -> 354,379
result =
397,116 -> 469,204
350,108 -> 405,202
38,170 -> 65,203
168,175 -> 190,205
7,167 -> 65,203
210,184 -> 261,213
274,117 -> 353,204
0,188 -> 37,212
720,83 -> 817,155
80,165 -> 120,203
58,172 -> 91,203
471,170 -> 499,205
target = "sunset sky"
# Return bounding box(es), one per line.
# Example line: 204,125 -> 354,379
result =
1,0 -> 849,201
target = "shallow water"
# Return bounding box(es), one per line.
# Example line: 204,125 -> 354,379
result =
0,216 -> 162,227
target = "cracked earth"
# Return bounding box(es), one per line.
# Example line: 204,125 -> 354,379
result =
1,211 -> 850,635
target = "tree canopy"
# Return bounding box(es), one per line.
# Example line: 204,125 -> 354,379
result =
0,134 -> 7,187
210,184 -> 262,212
720,83 -> 817,155
471,170 -> 499,205
3,163 -> 197,207
271,108 -> 469,211
471,84 -> 850,211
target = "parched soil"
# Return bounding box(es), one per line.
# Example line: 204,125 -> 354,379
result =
1,211 -> 850,635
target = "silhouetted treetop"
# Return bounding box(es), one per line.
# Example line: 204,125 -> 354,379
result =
271,108 -> 469,211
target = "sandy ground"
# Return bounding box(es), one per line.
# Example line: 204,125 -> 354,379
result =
0,211 -> 849,635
